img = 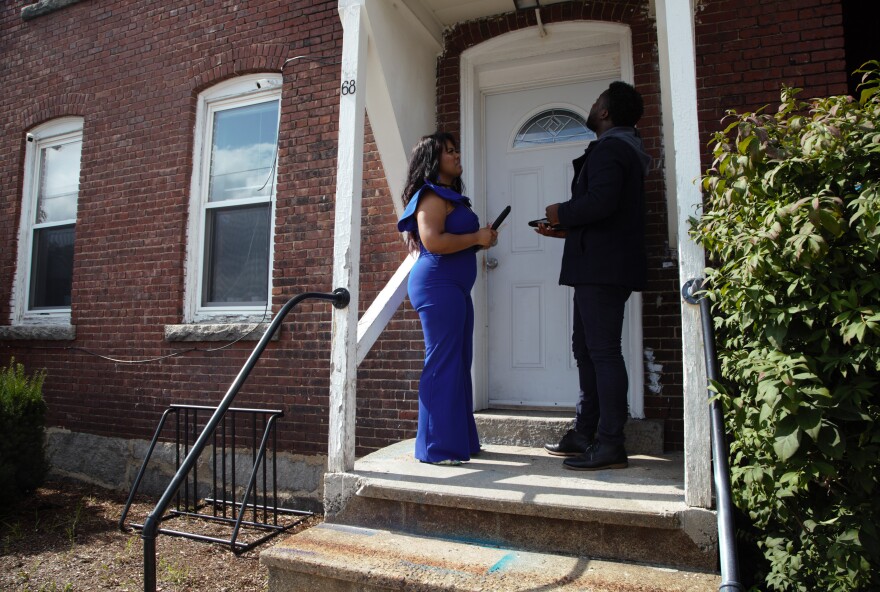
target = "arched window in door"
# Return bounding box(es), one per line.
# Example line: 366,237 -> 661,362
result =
513,108 -> 595,148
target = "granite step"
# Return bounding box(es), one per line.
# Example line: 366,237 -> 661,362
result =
474,409 -> 665,455
327,440 -> 717,572
262,522 -> 721,592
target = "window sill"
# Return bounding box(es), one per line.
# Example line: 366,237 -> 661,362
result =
164,323 -> 278,342
21,0 -> 85,20
0,324 -> 76,340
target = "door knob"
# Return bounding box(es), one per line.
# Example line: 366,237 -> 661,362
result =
486,257 -> 499,270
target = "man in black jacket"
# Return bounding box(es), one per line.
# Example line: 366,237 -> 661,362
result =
537,81 -> 651,471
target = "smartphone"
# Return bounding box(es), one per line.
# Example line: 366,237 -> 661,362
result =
528,218 -> 563,230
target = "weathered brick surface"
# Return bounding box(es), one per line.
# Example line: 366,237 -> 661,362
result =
695,0 -> 848,168
0,0 -> 851,458
0,0 -> 419,458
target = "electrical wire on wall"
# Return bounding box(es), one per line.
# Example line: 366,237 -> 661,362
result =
5,55 -> 341,366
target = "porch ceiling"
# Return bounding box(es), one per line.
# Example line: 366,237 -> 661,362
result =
403,0 -> 571,41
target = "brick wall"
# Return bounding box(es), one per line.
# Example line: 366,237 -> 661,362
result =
695,0 -> 848,167
0,0 -> 853,460
0,0 -> 420,458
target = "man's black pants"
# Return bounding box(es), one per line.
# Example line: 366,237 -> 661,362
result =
571,284 -> 632,447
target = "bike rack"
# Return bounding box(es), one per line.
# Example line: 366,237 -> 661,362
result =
124,288 -> 350,592
119,404 -> 311,554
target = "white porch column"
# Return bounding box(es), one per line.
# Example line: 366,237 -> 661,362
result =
328,0 -> 367,474
654,0 -> 712,507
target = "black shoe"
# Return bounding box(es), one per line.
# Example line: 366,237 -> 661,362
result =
563,441 -> 628,471
544,429 -> 594,457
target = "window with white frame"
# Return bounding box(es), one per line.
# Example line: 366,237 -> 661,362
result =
13,117 -> 83,324
513,108 -> 595,148
186,75 -> 281,321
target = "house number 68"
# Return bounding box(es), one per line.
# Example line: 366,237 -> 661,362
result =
341,80 -> 356,95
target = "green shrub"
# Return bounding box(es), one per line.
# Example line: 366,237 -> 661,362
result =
0,357 -> 49,504
691,63 -> 880,591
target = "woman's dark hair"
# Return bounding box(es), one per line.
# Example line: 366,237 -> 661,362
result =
400,131 -> 464,250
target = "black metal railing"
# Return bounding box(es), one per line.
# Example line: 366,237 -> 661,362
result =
127,288 -> 349,592
118,404 -> 310,553
682,279 -> 744,592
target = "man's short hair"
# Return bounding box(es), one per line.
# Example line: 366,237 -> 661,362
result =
603,81 -> 644,127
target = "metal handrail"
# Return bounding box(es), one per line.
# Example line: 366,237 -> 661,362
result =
682,279 -> 744,592
140,288 -> 350,592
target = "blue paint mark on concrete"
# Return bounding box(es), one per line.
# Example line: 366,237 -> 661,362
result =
397,560 -> 472,578
488,552 -> 516,573
274,547 -> 318,557
320,523 -> 377,536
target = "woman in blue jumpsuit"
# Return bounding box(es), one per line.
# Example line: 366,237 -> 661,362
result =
397,132 -> 497,465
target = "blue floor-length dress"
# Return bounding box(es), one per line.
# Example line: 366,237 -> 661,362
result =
398,181 -> 482,463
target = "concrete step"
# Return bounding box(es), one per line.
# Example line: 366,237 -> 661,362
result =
262,523 -> 721,591
474,409 -> 664,455
327,440 -> 717,572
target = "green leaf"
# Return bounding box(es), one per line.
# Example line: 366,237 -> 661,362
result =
810,208 -> 844,237
810,460 -> 837,478
816,424 -> 845,459
797,408 -> 823,440
759,403 -> 774,424
836,529 -> 860,543
766,324 -> 787,348
773,416 -> 802,461
756,380 -> 781,404
737,135 -> 756,155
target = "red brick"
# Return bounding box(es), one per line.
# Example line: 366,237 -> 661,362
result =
0,0 -> 853,457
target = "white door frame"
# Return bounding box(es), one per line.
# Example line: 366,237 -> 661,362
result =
460,22 -> 642,413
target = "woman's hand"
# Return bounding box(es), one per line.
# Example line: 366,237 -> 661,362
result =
473,224 -> 498,249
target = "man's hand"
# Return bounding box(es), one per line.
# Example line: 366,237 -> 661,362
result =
534,223 -> 567,239
545,203 -> 561,226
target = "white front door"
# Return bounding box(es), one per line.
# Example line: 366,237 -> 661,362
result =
484,80 -> 643,411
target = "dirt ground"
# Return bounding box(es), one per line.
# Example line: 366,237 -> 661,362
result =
0,481 -> 322,592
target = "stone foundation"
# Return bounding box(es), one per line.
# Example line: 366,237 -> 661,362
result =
45,428 -> 326,513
